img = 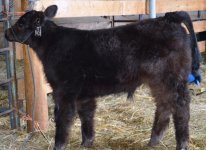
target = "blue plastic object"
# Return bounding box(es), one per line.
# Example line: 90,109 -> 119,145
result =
188,74 -> 195,83
188,73 -> 200,85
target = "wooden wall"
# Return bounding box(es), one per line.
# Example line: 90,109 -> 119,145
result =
12,0 -> 206,131
33,0 -> 206,52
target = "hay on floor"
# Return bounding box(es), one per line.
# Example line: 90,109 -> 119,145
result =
0,58 -> 206,150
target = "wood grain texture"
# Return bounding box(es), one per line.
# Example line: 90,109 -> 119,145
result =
198,41 -> 206,52
23,46 -> 49,132
34,0 -> 146,17
193,20 -> 206,33
15,43 -> 24,60
17,79 -> 25,100
153,0 -> 206,14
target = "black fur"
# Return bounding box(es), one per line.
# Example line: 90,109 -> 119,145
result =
5,5 -> 200,150
127,11 -> 201,99
165,11 -> 201,82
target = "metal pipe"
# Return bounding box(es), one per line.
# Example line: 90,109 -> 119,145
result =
5,49 -> 15,128
197,11 -> 201,20
9,0 -> 20,128
139,14 -> 143,21
0,109 -> 13,116
0,77 -> 13,85
110,16 -> 115,28
2,18 -> 15,128
0,0 -> 2,19
4,0 -> 20,128
0,47 -> 12,53
149,0 -> 156,18
10,39 -> 20,128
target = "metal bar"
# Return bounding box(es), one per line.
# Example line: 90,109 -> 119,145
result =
0,0 -> 2,19
0,77 -> 13,85
197,11 -> 201,21
5,13 -> 20,128
0,109 -> 13,116
10,41 -> 20,128
139,14 -> 143,21
2,0 -> 20,128
0,17 -> 19,22
0,47 -> 12,53
5,50 -> 15,128
111,16 -> 114,27
0,107 -> 9,113
116,20 -> 136,22
149,0 -> 156,18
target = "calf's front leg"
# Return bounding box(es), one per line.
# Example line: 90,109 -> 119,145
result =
53,90 -> 77,150
77,98 -> 96,148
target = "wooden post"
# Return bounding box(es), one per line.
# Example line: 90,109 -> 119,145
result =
16,43 -> 24,60
21,0 -> 28,11
23,46 -> 49,132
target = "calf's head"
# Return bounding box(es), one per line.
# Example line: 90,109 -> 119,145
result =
5,5 -> 58,44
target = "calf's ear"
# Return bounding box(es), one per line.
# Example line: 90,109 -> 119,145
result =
44,5 -> 58,19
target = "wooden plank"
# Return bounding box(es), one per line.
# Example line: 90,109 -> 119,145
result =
17,79 -> 25,100
193,20 -> 206,33
34,0 -> 146,17
23,45 -> 33,132
23,46 -> 49,132
16,43 -> 24,60
14,0 -> 21,12
21,0 -> 28,11
198,41 -> 206,52
152,0 -> 206,14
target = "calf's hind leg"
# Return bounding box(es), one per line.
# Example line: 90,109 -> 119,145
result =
173,82 -> 190,150
149,80 -> 190,150
148,91 -> 172,147
77,98 -> 96,147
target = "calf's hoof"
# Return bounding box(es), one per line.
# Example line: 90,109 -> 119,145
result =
54,143 -> 66,150
81,138 -> 94,148
176,141 -> 189,150
148,139 -> 160,148
148,132 -> 164,148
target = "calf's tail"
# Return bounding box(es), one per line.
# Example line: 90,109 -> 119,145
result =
164,11 -> 202,84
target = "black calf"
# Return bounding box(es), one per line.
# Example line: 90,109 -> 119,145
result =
5,5 -> 201,150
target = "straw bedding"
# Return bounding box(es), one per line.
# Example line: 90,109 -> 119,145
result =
0,55 -> 206,150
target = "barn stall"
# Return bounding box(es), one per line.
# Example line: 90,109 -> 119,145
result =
0,0 -> 206,149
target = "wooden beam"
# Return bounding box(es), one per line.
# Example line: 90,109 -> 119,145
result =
16,43 -> 24,60
152,0 -> 206,14
34,0 -> 206,18
15,0 -> 25,60
17,79 -> 25,100
14,0 -> 21,12
198,41 -> 206,52
34,0 -> 146,17
193,20 -> 206,33
21,0 -> 28,11
23,46 -> 48,132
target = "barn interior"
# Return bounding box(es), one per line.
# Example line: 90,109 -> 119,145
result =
0,0 -> 206,150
